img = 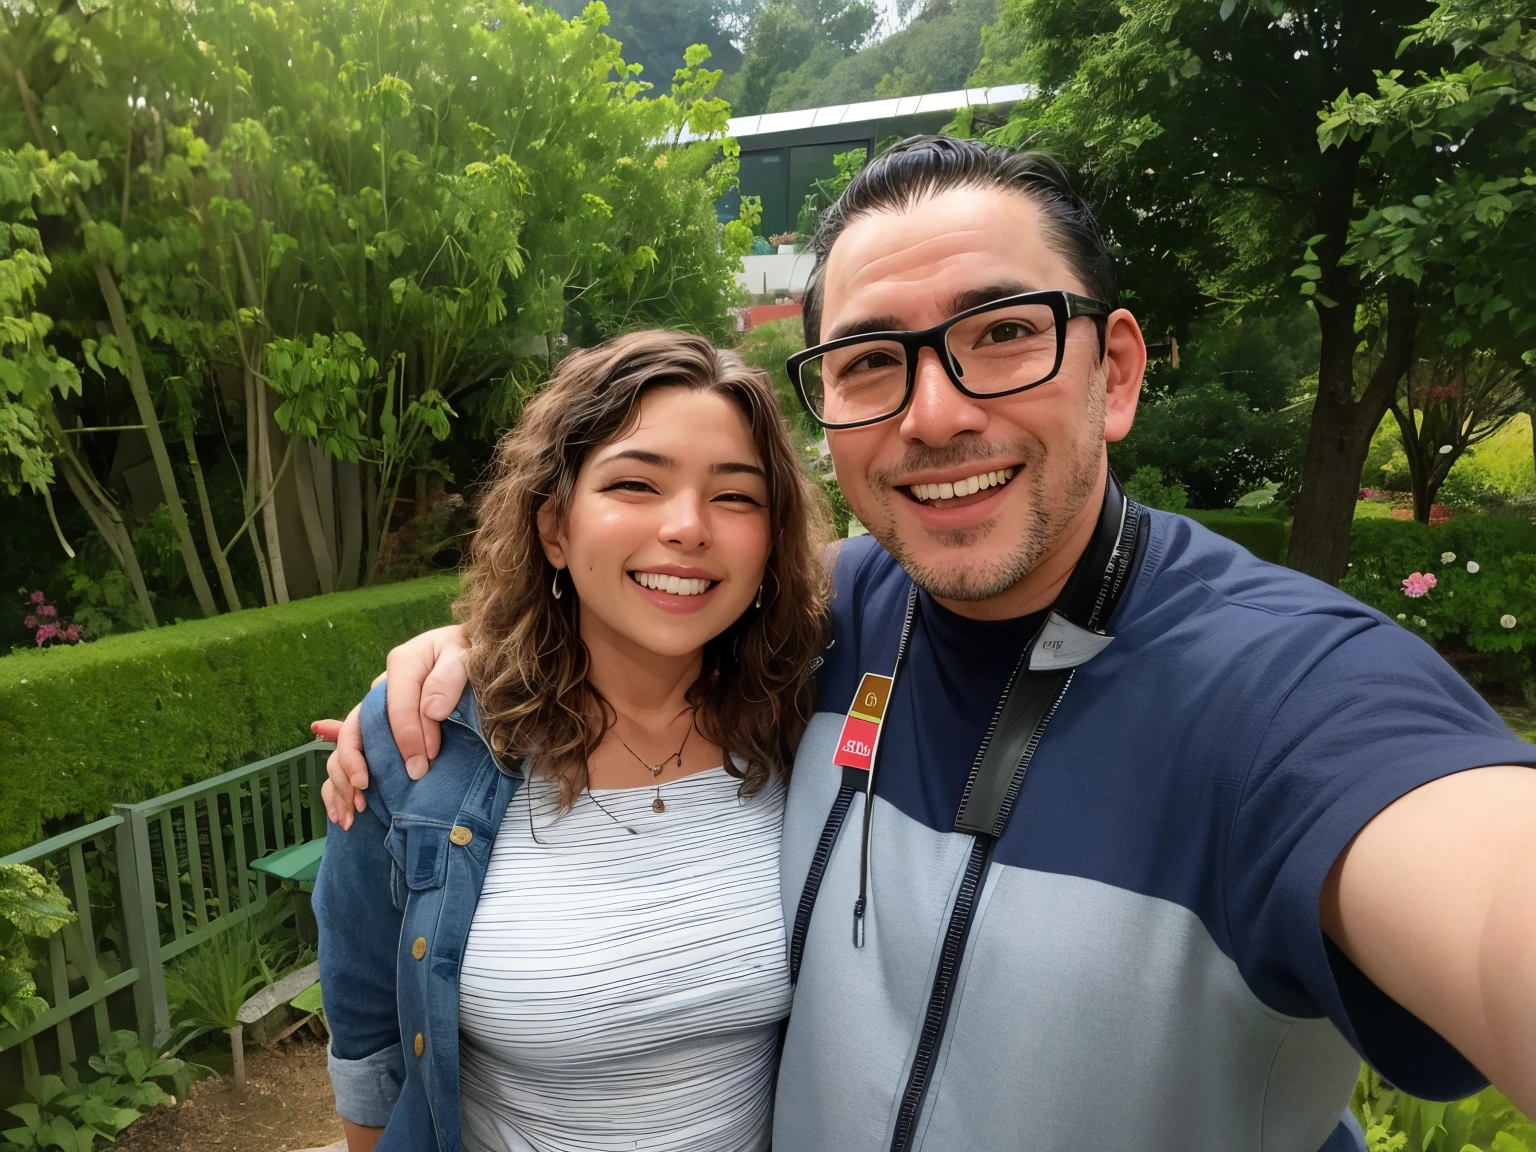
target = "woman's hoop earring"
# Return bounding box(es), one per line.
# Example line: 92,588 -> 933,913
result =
755,583 -> 763,609
551,571 -> 563,600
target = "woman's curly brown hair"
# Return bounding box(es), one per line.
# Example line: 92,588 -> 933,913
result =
457,329 -> 833,808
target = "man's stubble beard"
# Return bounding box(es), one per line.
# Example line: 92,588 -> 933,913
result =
862,376 -> 1107,603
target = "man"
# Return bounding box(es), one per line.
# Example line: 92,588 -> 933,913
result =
318,136 -> 1536,1151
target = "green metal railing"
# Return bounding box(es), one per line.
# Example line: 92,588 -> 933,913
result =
0,740 -> 331,1092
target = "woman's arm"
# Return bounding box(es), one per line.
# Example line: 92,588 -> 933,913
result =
314,685 -> 409,1135
342,1120 -> 385,1151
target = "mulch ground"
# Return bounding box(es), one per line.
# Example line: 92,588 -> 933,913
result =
115,1032 -> 344,1152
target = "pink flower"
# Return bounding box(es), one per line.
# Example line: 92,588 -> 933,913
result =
35,624 -> 57,644
29,590 -> 44,604
64,625 -> 81,642
1402,572 -> 1435,597
38,604 -> 56,617
24,615 -> 36,628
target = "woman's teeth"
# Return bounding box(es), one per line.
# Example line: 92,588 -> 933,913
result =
910,468 -> 1016,505
632,572 -> 713,596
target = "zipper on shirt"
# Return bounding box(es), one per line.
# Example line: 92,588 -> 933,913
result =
888,834 -> 992,1152
886,673 -> 1073,1152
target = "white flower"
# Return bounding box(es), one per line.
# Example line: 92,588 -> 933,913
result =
1396,613 -> 1407,620
1438,444 -> 1453,454
1441,552 -> 1456,563
1414,616 -> 1428,627
1501,614 -> 1518,629
1466,561 -> 1480,574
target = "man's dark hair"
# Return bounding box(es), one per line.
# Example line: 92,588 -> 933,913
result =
801,135 -> 1117,345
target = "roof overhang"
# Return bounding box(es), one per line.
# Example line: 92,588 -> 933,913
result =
677,83 -> 1036,149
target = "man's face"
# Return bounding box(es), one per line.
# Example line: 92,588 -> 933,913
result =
817,185 -> 1145,607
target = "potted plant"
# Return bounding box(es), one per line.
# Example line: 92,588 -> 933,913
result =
769,232 -> 800,255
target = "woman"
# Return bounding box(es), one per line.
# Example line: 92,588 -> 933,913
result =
313,330 -> 831,1152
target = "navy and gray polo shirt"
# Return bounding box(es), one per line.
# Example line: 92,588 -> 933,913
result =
774,510 -> 1534,1152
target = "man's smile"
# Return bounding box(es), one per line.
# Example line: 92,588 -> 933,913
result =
901,467 -> 1018,509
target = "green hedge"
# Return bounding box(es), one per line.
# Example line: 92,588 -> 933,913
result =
1185,509 -> 1293,565
0,576 -> 457,855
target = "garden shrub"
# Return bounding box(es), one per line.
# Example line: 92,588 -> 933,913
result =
0,576 -> 457,854
1185,509 -> 1292,565
1341,517 -> 1536,698
1125,466 -> 1190,513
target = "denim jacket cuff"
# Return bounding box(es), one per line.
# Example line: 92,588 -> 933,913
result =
328,1041 -> 405,1127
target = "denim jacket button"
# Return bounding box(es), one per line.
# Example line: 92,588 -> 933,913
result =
414,1032 -> 425,1057
412,936 -> 427,960
449,825 -> 473,846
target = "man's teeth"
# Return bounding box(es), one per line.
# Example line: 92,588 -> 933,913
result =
632,572 -> 713,596
910,468 -> 1016,503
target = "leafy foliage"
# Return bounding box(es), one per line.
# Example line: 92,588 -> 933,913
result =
0,1032 -> 209,1152
1111,311 -> 1315,509
735,0 -> 881,113
736,318 -> 817,447
1352,1065 -> 1536,1152
970,0 -> 1475,582
548,0 -> 745,83
1122,465 -> 1188,512
795,147 -> 868,239
1342,515 -> 1536,670
1317,0 -> 1536,366
0,863 -> 73,1032
1,0 -> 745,618
288,980 -> 326,1034
761,0 -> 996,112
165,915 -> 305,1034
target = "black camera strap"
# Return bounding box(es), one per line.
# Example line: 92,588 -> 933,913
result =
787,473 -> 1146,985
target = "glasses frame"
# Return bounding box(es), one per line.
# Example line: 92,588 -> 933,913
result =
788,289 -> 1113,430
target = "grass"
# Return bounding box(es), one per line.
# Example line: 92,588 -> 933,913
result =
1493,703 -> 1536,743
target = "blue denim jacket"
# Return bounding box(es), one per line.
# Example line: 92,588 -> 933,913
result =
314,682 -> 522,1152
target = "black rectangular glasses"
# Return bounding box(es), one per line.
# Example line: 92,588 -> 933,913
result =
788,290 -> 1112,430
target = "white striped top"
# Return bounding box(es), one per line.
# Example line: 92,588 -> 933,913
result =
458,765 -> 791,1152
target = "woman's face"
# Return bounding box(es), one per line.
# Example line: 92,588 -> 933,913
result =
540,386 -> 773,661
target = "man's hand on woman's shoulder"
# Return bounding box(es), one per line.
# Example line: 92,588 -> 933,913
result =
316,625 -> 472,828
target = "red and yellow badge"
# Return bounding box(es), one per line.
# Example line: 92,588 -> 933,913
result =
834,673 -> 893,772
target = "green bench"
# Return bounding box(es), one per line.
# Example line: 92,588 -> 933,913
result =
251,836 -> 326,891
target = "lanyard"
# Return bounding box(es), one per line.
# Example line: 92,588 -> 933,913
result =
821,475 -> 1145,950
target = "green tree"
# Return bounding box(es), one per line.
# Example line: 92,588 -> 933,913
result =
770,0 -> 996,111
1390,352 -> 1530,522
974,0 -> 1471,583
550,0 -> 745,85
1318,0 -> 1536,364
0,0 -> 745,620
1110,311 -> 1315,508
736,0 -> 879,113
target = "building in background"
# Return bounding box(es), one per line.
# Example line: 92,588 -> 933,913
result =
711,84 -> 1031,235
690,84 -> 1033,298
